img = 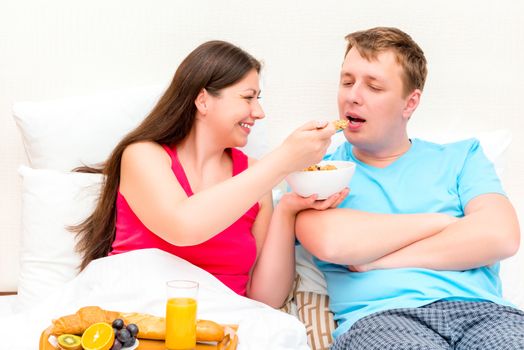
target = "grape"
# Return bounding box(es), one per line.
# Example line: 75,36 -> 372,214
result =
110,339 -> 123,350
112,318 -> 125,330
123,338 -> 136,348
116,328 -> 132,344
126,323 -> 139,338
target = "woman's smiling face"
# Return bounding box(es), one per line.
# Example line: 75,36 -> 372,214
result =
204,69 -> 265,148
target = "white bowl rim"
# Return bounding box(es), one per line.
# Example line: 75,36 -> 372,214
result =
299,160 -> 356,172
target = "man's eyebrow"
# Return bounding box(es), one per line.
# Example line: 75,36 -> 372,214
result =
341,71 -> 383,83
366,75 -> 382,82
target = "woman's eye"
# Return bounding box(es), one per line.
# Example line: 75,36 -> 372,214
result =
342,81 -> 354,86
369,85 -> 382,91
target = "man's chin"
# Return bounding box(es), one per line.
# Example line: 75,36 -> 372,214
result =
345,133 -> 365,147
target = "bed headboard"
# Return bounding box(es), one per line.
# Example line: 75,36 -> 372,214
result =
1,1 -> 523,307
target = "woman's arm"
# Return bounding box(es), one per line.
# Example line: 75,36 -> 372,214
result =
120,121 -> 336,246
247,189 -> 348,308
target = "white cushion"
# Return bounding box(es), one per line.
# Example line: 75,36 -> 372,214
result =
16,166 -> 102,312
12,85 -> 270,171
13,86 -> 163,171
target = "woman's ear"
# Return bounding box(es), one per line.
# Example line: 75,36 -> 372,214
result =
195,88 -> 208,115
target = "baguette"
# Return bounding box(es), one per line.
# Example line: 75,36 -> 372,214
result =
121,313 -> 224,341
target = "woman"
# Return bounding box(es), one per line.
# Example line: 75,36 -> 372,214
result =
73,40 -> 346,308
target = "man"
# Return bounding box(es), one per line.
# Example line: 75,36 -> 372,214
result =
296,27 -> 523,349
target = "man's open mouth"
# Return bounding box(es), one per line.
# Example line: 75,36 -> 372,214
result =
347,115 -> 366,124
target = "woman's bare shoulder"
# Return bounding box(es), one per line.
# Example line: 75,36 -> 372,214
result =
119,141 -> 176,198
124,141 -> 165,154
122,141 -> 170,165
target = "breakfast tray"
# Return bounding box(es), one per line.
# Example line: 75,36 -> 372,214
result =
39,325 -> 238,350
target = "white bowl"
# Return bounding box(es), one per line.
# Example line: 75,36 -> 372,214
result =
285,160 -> 356,200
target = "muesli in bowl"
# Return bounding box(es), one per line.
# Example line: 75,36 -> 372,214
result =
286,160 -> 355,200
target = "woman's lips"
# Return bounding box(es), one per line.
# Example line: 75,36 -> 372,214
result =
239,122 -> 253,134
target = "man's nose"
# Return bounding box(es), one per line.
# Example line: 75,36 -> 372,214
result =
347,82 -> 363,105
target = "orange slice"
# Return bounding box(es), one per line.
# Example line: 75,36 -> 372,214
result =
80,322 -> 115,350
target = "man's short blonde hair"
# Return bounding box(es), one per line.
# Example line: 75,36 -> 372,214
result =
344,27 -> 427,97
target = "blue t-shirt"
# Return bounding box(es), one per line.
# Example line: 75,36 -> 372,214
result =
316,138 -> 513,338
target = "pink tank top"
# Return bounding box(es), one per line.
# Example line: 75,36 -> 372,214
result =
111,145 -> 259,296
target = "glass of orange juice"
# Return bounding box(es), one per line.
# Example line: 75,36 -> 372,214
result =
165,280 -> 199,350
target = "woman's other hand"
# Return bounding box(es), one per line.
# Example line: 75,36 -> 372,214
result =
278,187 -> 350,216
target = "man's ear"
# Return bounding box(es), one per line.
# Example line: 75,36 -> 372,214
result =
402,89 -> 421,120
195,88 -> 208,115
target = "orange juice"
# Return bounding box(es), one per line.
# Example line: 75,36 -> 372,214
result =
165,297 -> 197,350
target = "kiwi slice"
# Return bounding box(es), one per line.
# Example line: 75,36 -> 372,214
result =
57,334 -> 82,350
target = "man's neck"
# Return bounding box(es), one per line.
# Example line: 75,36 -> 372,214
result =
353,139 -> 412,168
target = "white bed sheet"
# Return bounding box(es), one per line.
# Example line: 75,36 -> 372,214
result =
0,295 -> 17,317
0,249 -> 309,350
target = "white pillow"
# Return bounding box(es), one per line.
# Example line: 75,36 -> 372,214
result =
13,85 -> 163,171
12,85 -> 270,171
16,166 -> 102,313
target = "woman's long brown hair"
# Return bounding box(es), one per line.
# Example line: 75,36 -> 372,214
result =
72,41 -> 261,270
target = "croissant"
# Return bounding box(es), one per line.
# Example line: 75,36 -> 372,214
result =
51,306 -> 119,336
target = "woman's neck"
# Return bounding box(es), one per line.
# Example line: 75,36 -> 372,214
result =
176,127 -> 230,179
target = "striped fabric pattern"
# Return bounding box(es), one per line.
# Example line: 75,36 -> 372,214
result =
281,274 -> 337,350
296,291 -> 335,350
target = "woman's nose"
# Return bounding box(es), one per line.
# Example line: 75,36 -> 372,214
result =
252,99 -> 265,119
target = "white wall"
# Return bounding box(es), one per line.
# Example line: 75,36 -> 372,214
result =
1,0 -> 523,304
